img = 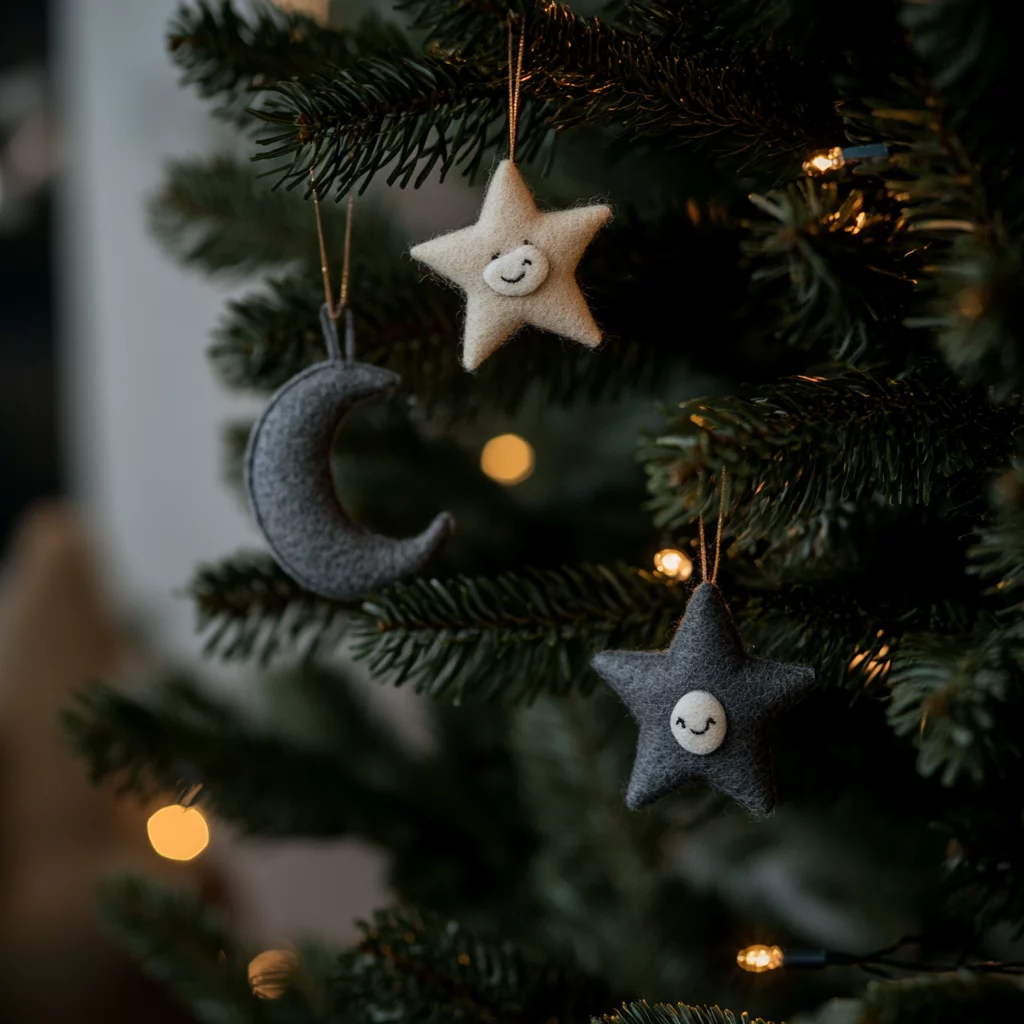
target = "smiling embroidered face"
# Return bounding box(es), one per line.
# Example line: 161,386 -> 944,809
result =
482,241 -> 550,297
669,690 -> 727,755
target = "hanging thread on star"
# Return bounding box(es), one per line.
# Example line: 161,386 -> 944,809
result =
507,12 -> 525,165
696,465 -> 728,586
408,17 -> 612,370
592,469 -> 815,818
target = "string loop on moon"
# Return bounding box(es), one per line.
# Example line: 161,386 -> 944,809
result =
319,303 -> 356,363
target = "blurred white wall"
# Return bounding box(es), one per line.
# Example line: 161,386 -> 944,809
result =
58,0 -> 258,652
56,0 -> 388,946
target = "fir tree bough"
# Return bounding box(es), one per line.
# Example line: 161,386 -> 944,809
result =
598,1001 -> 773,1024
352,564 -> 687,703
644,366 -> 1020,544
252,0 -> 839,196
62,0 -> 1024,1018
101,876 -> 606,1024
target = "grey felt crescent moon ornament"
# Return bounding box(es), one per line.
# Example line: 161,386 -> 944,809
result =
244,304 -> 454,600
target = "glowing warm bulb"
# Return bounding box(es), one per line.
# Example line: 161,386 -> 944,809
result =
147,804 -> 210,862
654,548 -> 693,580
736,944 -> 784,973
249,949 -> 298,999
802,147 -> 845,176
480,433 -> 535,485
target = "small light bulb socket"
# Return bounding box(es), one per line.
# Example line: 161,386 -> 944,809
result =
840,143 -> 889,164
779,948 -> 830,969
803,143 -> 889,176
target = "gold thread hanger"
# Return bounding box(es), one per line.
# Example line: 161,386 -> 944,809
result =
308,168 -> 355,360
308,168 -> 354,322
698,467 -> 728,585
507,14 -> 526,164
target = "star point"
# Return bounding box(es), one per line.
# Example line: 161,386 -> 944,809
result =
410,160 -> 611,370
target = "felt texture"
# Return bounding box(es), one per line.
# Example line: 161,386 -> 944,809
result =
592,583 -> 815,818
410,160 -> 611,370
245,319 -> 453,600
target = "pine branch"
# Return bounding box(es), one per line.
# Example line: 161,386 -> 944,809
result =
346,905 -> 605,1024
733,580 -> 972,693
942,792 -> 1024,936
902,0 -> 1024,224
210,206 -> 744,416
971,462 -> 1024,597
420,0 -> 838,159
853,974 -> 1024,1024
110,876 -> 604,1024
254,0 -> 840,196
70,669 -> 551,925
596,1001 -> 774,1024
62,673 -> 432,839
255,53 -> 527,194
512,697 -> 718,994
99,876 -> 264,1024
189,553 -> 977,701
644,364 -> 1020,545
852,88 -> 1024,398
150,154 -> 339,276
151,153 -> 419,288
188,552 -> 350,663
745,178 -> 916,364
887,627 -> 1024,786
210,263 -> 682,414
352,564 -> 687,704
168,0 -> 411,126
931,235 -> 1024,401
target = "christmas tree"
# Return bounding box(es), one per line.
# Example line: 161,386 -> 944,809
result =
64,0 -> 1024,1021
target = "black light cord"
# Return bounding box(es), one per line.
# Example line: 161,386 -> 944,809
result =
737,937 -> 1024,979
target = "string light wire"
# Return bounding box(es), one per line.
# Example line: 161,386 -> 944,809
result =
736,937 -> 1024,979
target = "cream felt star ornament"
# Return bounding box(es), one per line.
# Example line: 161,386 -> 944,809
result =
410,160 -> 612,370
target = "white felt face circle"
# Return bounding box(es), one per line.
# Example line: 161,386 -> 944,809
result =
482,242 -> 550,297
669,691 -> 727,755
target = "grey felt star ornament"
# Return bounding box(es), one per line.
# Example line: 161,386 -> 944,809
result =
410,160 -> 611,371
592,582 -> 815,818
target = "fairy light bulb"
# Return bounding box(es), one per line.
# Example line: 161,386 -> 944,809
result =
654,548 -> 693,580
802,147 -> 845,176
480,433 -> 535,485
248,949 -> 298,999
147,804 -> 210,861
736,944 -> 784,973
803,143 -> 888,177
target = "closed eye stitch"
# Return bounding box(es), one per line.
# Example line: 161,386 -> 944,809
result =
676,716 -> 716,735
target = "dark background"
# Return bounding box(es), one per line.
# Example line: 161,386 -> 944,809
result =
0,0 -> 57,550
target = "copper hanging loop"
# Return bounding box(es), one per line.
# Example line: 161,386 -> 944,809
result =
338,193 -> 354,314
308,169 -> 355,321
697,486 -> 708,584
711,466 -> 728,586
309,169 -> 356,360
695,467 -> 727,586
507,14 -> 526,164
